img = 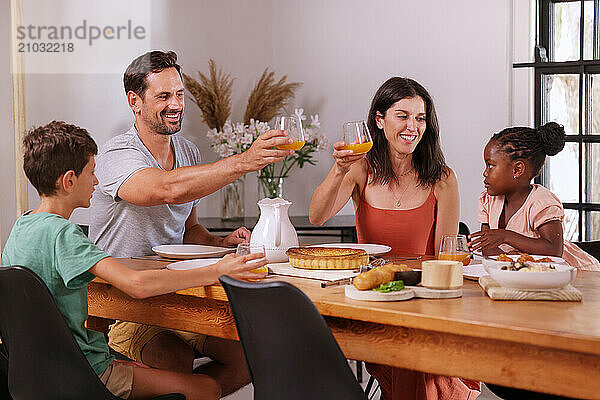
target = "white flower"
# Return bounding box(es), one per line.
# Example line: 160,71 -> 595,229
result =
206,109 -> 326,161
294,108 -> 307,121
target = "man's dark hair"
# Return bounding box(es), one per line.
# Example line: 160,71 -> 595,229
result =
23,120 -> 98,196
123,50 -> 182,99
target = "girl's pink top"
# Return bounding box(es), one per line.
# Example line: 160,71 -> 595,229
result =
478,184 -> 600,271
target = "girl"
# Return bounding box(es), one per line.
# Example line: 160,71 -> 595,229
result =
468,122 -> 599,270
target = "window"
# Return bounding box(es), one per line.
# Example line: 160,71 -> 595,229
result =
515,0 -> 600,241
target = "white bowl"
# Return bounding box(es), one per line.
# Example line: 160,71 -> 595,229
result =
484,261 -> 577,290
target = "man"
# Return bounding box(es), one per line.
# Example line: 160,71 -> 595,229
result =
89,50 -> 294,396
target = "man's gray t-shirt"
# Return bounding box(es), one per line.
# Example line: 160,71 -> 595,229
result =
89,126 -> 202,257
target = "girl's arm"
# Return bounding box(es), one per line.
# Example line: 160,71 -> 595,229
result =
502,220 -> 564,256
432,167 -> 460,255
309,142 -> 367,225
469,221 -> 564,257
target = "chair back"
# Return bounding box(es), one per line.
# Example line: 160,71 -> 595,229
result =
459,221 -> 471,237
573,240 -> 600,260
0,265 -> 118,400
219,275 -> 367,400
0,342 -> 12,399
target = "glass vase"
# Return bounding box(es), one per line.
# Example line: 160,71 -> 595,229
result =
221,178 -> 244,220
257,175 -> 287,200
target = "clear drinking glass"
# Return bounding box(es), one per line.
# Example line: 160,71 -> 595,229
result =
438,234 -> 470,266
236,243 -> 268,276
341,120 -> 373,154
273,116 -> 305,151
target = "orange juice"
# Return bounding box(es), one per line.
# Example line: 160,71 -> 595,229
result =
249,266 -> 268,274
438,252 -> 471,266
248,263 -> 268,281
276,140 -> 305,151
342,142 -> 373,154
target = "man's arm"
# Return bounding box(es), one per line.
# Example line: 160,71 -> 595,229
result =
183,208 -> 251,247
118,130 -> 294,206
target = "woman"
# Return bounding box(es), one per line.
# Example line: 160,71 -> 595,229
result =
309,77 -> 479,399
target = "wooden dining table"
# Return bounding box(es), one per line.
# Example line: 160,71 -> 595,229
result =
87,258 -> 600,399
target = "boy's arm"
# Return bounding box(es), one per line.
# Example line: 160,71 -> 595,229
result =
89,254 -> 266,299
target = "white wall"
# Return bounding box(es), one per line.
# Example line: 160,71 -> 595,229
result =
270,0 -> 515,228
2,0 -> 534,246
1,4 -> 16,248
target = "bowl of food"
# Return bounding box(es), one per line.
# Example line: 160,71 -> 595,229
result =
482,253 -> 566,273
485,259 -> 576,290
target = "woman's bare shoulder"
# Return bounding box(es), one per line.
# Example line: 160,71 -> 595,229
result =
434,166 -> 458,196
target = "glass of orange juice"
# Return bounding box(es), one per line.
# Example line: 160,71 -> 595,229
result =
273,116 -> 305,151
341,120 -> 373,154
438,234 -> 471,266
236,243 -> 268,278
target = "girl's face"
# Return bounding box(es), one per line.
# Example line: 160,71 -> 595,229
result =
482,140 -> 517,196
376,96 -> 426,156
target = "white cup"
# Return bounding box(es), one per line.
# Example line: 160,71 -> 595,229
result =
421,260 -> 463,290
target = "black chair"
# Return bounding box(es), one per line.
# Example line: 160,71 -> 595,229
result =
459,221 -> 471,236
573,240 -> 600,260
0,342 -> 12,399
0,265 -> 184,400
486,384 -> 578,400
219,275 -> 368,400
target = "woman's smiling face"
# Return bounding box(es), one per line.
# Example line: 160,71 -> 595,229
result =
376,96 -> 426,156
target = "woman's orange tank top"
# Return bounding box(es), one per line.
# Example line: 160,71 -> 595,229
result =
356,181 -> 437,257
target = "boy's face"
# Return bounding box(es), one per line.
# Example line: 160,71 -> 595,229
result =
73,156 -> 98,208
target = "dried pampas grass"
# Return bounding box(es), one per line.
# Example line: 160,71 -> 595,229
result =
183,59 -> 233,131
244,68 -> 302,124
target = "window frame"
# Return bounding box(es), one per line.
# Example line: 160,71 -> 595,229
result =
514,0 -> 600,241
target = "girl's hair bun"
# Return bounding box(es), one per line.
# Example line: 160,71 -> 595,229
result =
538,122 -> 566,156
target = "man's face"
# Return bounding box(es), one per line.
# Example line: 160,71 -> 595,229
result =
137,67 -> 185,135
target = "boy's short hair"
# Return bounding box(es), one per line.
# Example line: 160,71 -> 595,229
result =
23,120 -> 98,196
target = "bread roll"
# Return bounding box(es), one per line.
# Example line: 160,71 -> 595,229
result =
352,263 -> 409,291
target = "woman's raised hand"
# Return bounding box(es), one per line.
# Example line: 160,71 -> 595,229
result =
332,141 -> 368,174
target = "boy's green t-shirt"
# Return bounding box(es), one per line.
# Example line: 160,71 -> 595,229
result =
1,211 -> 113,376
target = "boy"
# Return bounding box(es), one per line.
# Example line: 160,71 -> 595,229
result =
1,121 -> 266,400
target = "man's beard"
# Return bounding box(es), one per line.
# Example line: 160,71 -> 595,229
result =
143,110 -> 184,136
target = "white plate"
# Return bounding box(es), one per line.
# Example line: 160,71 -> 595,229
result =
308,243 -> 392,256
152,244 -> 234,260
462,264 -> 488,281
167,257 -> 223,270
485,262 -> 577,290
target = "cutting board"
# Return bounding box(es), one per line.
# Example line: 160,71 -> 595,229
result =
345,285 -> 462,302
268,262 -> 358,281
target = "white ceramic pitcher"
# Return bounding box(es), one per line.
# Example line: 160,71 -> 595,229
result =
250,197 -> 298,263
